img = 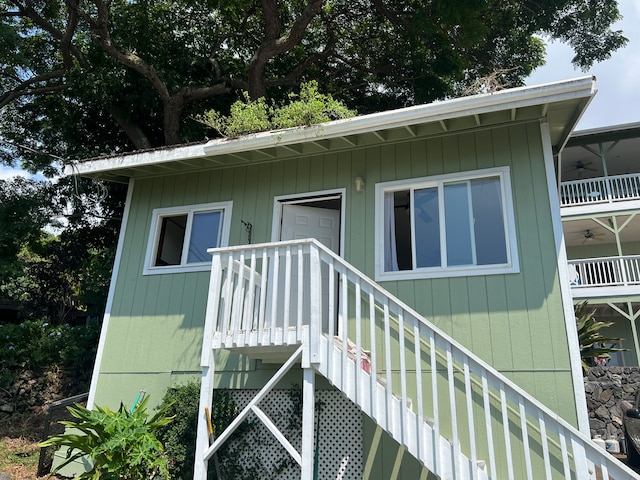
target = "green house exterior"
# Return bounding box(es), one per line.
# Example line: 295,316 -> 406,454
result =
559,122 -> 640,368
67,77 -> 638,479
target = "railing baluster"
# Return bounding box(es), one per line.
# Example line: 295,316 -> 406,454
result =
446,345 -> 460,478
222,254 -> 234,344
519,397 -> 533,480
481,370 -> 497,479
257,249 -> 268,345
463,358 -> 477,480
414,320 -> 424,465
398,309 -> 407,446
384,302 -> 393,432
430,331 -> 439,472
283,245 -> 292,336
326,258 -> 335,378
245,249 -> 257,346
537,411 -> 552,480
500,383 -> 515,479
270,247 -> 280,344
296,244 -> 304,341
340,268 -> 348,393
369,291 -> 378,423
232,251 -> 245,344
558,426 -> 571,479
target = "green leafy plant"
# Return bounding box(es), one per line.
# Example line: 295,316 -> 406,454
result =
156,383 -> 242,480
272,81 -> 355,128
576,301 -> 626,372
194,81 -> 356,138
40,396 -> 173,479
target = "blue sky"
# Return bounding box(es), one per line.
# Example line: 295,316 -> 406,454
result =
526,1 -> 640,130
2,2 -> 639,180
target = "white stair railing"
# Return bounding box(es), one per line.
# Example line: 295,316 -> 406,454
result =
201,239 -> 638,479
561,173 -> 640,207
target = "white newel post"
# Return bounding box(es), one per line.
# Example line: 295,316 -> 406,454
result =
300,367 -> 316,480
194,253 -> 224,479
194,357 -> 215,479
308,243 -> 321,365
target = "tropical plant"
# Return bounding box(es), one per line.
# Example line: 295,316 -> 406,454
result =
40,396 -> 174,479
575,301 -> 626,372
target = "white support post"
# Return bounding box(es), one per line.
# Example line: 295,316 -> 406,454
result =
308,243 -> 321,365
301,368 -> 316,480
194,350 -> 215,480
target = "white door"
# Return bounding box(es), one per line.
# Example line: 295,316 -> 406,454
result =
280,204 -> 341,254
278,202 -> 342,335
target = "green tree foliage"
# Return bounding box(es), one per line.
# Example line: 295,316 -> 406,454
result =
0,176 -> 125,324
0,177 -> 59,278
40,396 -> 174,480
0,0 -> 628,171
195,81 -> 356,137
576,301 -> 626,372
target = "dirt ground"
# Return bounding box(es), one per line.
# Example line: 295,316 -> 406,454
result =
0,368 -> 87,479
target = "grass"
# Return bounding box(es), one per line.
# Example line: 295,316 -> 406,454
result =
0,436 -> 43,478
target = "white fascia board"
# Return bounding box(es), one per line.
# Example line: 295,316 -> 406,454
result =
66,142 -> 211,176
67,76 -> 595,177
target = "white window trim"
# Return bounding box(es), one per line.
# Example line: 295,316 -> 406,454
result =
143,201 -> 233,275
375,167 -> 519,281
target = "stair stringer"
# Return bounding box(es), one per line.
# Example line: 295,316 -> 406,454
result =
314,336 -> 489,480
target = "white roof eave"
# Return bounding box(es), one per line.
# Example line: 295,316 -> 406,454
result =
66,76 -> 596,177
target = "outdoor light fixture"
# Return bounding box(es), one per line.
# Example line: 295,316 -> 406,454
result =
354,176 -> 365,192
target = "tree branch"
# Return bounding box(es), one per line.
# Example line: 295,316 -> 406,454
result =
247,0 -> 324,98
9,0 -> 88,66
0,71 -> 68,108
74,0 -> 170,101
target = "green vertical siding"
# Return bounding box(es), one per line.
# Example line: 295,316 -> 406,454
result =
95,121 -> 577,427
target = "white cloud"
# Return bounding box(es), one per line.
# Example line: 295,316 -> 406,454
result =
526,2 -> 640,130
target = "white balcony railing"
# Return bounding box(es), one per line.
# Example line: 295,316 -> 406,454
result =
561,173 -> 640,207
568,255 -> 640,288
198,239 -> 636,479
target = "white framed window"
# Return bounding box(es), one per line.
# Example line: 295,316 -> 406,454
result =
143,201 -> 232,275
375,167 -> 519,281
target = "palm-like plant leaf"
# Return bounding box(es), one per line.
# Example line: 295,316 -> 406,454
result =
575,301 -> 626,372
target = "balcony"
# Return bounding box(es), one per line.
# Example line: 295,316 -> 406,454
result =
560,173 -> 640,213
568,255 -> 640,298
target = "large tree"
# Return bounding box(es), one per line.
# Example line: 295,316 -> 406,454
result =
0,0 -> 628,171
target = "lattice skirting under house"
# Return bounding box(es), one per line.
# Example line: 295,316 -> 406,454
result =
226,388 -> 363,479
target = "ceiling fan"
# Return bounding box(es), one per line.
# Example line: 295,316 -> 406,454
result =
564,160 -> 598,177
579,229 -> 606,244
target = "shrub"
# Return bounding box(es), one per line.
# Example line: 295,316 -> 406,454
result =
156,383 -> 239,480
0,319 -> 99,388
194,81 -> 356,138
40,396 -> 173,479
